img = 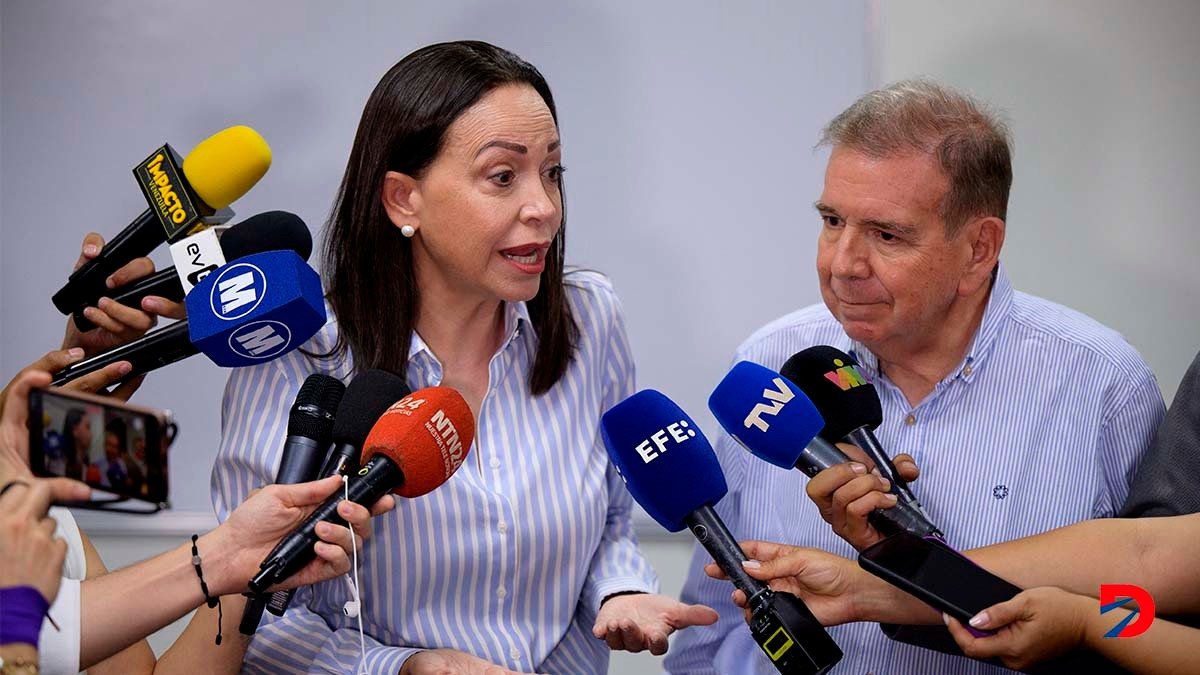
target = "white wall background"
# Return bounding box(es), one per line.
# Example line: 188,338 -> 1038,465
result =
4,2 -> 1199,674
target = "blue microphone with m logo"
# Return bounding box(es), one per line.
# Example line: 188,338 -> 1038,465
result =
52,250 -> 325,385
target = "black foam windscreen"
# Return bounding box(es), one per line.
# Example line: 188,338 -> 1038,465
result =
286,374 -> 345,442
221,210 -> 313,262
781,346 -> 883,441
331,369 -> 411,446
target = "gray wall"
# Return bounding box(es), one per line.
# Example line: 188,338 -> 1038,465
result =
4,2 -> 1199,674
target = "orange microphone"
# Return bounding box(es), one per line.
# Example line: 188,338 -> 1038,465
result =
249,386 -> 474,592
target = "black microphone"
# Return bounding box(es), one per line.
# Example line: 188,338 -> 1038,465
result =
318,370 -> 412,479
781,347 -> 936,528
52,126 -> 271,315
240,374 -> 346,634
249,385 -> 474,593
72,210 -> 312,332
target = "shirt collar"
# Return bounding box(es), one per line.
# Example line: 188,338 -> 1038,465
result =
847,263 -> 1013,385
407,300 -> 534,362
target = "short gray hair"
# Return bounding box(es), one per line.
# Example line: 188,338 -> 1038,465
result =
819,78 -> 1013,235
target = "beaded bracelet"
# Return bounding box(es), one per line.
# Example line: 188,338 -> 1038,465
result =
190,534 -> 223,646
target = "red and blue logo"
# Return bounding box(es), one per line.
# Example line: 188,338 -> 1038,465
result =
1099,584 -> 1155,638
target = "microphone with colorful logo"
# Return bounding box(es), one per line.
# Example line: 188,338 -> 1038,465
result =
53,125 -> 272,315
781,347 -> 939,533
602,389 -> 842,675
248,385 -> 474,593
50,247 -> 325,385
71,210 -> 311,332
708,361 -> 940,540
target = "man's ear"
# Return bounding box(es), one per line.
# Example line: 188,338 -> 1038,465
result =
381,171 -> 422,230
960,216 -> 1005,296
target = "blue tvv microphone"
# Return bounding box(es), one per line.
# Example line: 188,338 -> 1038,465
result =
709,361 -> 940,540
602,390 -> 842,675
51,250 -> 325,385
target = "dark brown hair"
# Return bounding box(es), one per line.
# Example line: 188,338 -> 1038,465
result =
321,41 -> 578,394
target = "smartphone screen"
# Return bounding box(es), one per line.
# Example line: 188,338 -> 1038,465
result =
859,531 -> 1021,624
28,387 -> 170,508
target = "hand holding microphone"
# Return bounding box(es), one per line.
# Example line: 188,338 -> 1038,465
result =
708,361 -> 939,552
602,390 -> 842,674
249,385 -> 475,593
52,125 -> 271,315
781,347 -> 930,521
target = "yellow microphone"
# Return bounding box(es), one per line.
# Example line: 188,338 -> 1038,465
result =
52,125 -> 272,314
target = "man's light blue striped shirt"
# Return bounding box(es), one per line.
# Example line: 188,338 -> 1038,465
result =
666,266 -> 1165,674
211,270 -> 658,674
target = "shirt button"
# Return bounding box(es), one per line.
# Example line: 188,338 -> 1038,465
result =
962,365 -> 974,377
905,414 -> 917,426
510,647 -> 521,660
497,586 -> 507,599
490,457 -> 501,469
498,521 -> 508,534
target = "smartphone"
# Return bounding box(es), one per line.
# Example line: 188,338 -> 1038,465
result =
858,531 -> 1022,634
28,386 -> 175,512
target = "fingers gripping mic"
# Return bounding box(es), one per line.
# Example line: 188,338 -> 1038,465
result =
781,347 -> 939,532
51,249 -> 326,385
240,374 -> 345,634
709,361 -> 939,540
53,126 -> 272,314
248,386 -> 474,593
72,210 -> 313,332
602,390 -> 842,675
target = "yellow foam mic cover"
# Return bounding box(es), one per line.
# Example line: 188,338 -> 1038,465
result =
181,125 -> 272,209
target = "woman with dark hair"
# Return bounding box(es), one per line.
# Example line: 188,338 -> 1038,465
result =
61,408 -> 90,482
211,41 -> 714,675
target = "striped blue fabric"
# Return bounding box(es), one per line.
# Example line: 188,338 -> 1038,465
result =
210,270 -> 658,674
666,266 -> 1165,675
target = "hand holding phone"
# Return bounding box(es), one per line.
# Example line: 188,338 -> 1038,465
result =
858,531 -> 1023,636
28,386 -> 175,512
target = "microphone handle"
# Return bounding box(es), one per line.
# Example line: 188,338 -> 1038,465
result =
319,441 -> 360,478
686,507 -> 844,674
54,208 -> 166,314
73,267 -> 184,332
240,433 -> 332,634
275,436 -> 332,485
51,321 -> 198,386
249,454 -> 403,593
792,437 -> 942,539
844,427 -> 918,505
683,506 -> 769,605
792,436 -> 853,478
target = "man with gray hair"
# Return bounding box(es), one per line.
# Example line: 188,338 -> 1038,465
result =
666,79 -> 1165,673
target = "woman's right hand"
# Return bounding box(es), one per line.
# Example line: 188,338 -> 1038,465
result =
704,540 -> 865,627
0,480 -> 70,604
401,649 -> 541,675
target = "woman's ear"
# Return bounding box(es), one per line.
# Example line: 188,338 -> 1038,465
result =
381,171 -> 422,230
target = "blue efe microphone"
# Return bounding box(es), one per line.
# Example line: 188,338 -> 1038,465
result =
602,390 -> 842,675
51,250 -> 325,385
709,361 -> 940,541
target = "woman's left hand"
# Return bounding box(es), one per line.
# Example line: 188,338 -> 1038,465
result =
944,586 -> 1094,671
592,592 -> 719,655
201,475 -> 397,596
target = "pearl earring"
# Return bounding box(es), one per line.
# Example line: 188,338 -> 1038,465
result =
400,225 -> 416,238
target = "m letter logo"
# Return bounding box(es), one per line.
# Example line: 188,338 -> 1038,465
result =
1099,584 -> 1155,638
